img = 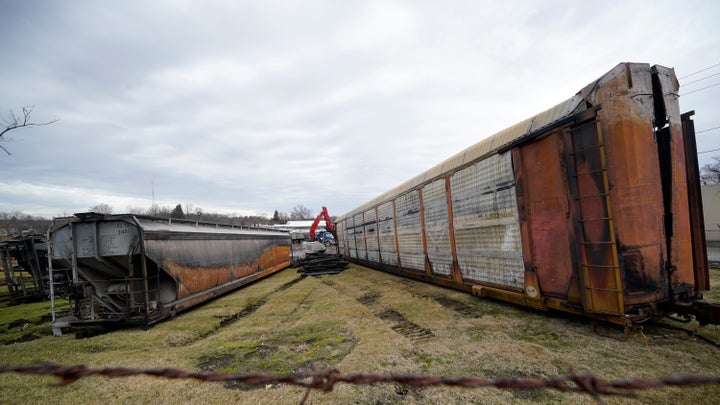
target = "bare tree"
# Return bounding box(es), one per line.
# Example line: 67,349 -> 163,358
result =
1,105 -> 58,155
289,204 -> 313,220
184,203 -> 195,217
700,156 -> 720,185
126,205 -> 147,215
89,203 -> 113,214
0,210 -> 52,236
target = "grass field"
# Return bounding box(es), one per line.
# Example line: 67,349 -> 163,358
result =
1,265 -> 720,404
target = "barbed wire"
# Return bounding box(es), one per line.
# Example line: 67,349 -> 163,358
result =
2,363 -> 720,405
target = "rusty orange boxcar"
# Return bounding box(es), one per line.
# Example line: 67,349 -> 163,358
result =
336,62 -> 716,327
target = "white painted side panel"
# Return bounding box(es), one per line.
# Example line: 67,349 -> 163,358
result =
450,154 -> 524,287
422,179 -> 453,276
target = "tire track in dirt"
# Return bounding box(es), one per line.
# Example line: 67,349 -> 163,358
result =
323,280 -> 434,343
367,274 -> 484,318
216,276 -> 306,328
213,275 -> 306,329
376,308 -> 434,343
427,295 -> 482,318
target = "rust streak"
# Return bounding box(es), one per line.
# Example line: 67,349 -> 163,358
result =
163,245 -> 290,298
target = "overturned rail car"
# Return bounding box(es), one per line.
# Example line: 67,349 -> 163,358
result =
337,62 -> 718,327
49,213 -> 291,332
0,235 -> 50,304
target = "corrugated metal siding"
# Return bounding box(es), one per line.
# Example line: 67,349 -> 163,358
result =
450,153 -> 524,287
336,220 -> 349,257
364,209 -> 380,262
377,201 -> 398,266
422,179 -> 453,277
396,190 -> 425,271
346,215 -> 357,259
354,213 -> 367,260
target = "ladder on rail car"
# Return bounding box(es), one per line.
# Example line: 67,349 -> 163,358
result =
568,120 -> 624,317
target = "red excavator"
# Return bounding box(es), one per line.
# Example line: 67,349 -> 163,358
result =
309,206 -> 337,245
300,206 -> 348,275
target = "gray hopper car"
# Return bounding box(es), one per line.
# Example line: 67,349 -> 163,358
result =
49,213 -> 291,333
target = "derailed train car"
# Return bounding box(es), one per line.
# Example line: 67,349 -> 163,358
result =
49,213 -> 291,332
336,62 -> 718,327
0,235 -> 50,303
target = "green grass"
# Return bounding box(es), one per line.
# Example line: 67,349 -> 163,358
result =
1,265 -> 720,404
197,325 -> 357,378
0,298 -> 69,344
703,267 -> 720,303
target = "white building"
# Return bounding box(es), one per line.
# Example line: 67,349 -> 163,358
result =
702,184 -> 720,243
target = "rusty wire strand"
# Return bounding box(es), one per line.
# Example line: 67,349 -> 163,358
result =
2,363 -> 720,404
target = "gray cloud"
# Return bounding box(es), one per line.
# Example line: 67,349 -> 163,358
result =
1,0 -> 719,219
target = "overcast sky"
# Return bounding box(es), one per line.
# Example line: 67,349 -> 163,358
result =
1,0 -> 719,219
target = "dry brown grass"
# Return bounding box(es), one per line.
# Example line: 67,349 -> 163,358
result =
2,266 -> 720,404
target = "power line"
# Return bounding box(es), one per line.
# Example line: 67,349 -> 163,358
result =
680,82 -> 720,96
679,62 -> 720,80
682,72 -> 720,86
697,126 -> 720,134
699,147 -> 720,155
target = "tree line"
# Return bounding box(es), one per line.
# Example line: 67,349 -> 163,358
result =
0,211 -> 52,237
0,204 -> 320,238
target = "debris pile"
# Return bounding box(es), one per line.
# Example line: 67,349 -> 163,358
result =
298,253 -> 349,276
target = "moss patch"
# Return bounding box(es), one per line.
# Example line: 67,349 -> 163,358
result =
508,317 -> 577,350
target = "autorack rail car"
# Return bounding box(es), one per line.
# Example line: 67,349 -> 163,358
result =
49,213 -> 291,332
336,62 -> 719,327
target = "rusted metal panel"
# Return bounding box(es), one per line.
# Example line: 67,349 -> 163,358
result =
377,201 -> 398,266
450,154 -> 524,287
515,129 -> 576,299
653,65 -> 696,293
421,179 -> 453,277
144,239 -> 285,298
582,64 -> 666,308
681,111 -> 709,290
396,190 -> 424,271
567,119 -> 624,316
49,213 -> 291,330
336,62 -> 716,327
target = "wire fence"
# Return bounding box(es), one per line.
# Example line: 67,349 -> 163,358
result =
2,362 -> 720,405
